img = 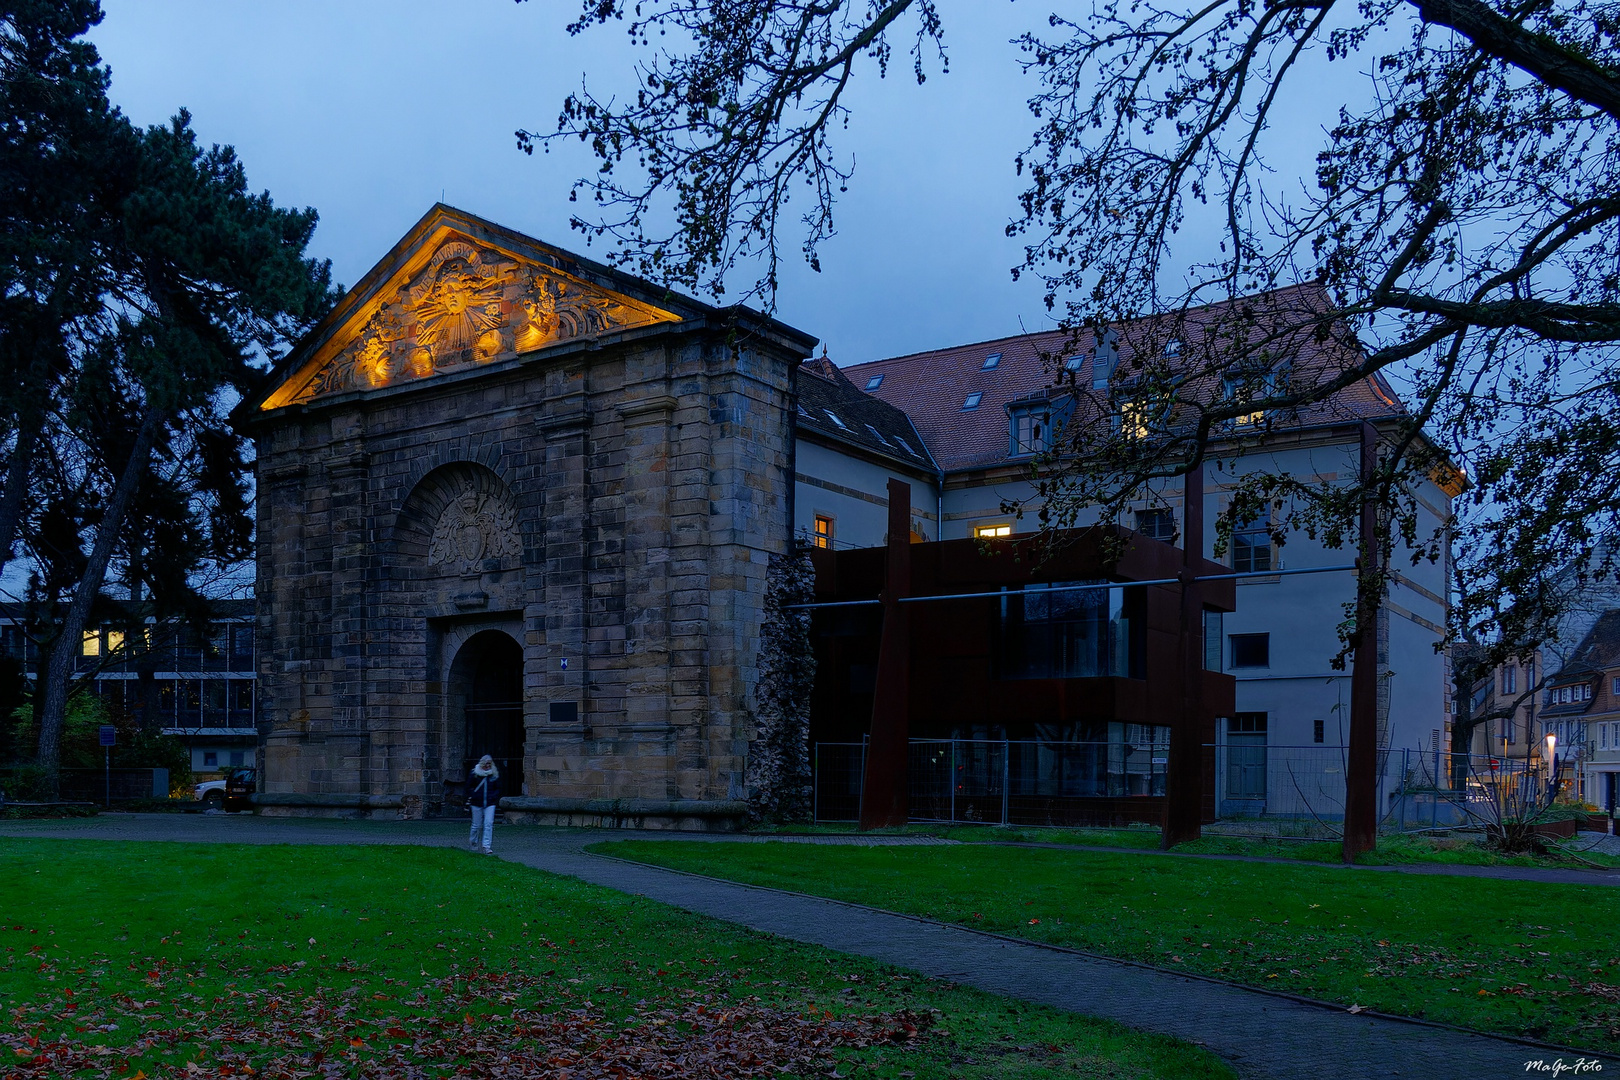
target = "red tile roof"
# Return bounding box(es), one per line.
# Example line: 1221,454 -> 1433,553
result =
842,284 -> 1409,473
797,357 -> 939,472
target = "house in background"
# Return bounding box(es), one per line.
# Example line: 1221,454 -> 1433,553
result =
0,599 -> 257,778
1452,643 -> 1545,776
793,288 -> 1459,816
1546,609 -> 1620,811
792,355 -> 939,548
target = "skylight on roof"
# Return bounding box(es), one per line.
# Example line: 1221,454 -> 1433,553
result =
864,424 -> 890,446
962,392 -> 984,411
894,436 -> 916,456
864,374 -> 884,391
824,409 -> 849,430
1063,355 -> 1085,372
1164,338 -> 1183,357
981,353 -> 1003,370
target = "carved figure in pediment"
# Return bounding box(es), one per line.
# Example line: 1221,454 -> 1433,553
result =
429,490 -> 521,574
299,306 -> 405,400
409,242 -> 511,366
515,271 -> 632,352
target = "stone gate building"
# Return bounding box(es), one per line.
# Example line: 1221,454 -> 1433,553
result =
242,206 -> 814,826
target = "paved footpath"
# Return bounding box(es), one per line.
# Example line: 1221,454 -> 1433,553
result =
2,814 -> 1614,1080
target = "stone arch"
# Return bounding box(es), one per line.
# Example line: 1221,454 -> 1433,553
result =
377,462 -> 534,814
443,627 -> 526,804
391,461 -> 525,576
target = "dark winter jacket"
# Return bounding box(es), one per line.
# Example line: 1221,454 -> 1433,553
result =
467,770 -> 502,808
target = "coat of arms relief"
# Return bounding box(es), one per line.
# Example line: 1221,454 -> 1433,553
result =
286,235 -> 672,404
429,490 -> 522,575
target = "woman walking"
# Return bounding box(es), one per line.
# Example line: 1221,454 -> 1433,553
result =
467,754 -> 501,854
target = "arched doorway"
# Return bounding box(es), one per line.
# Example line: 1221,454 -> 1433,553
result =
449,630 -> 525,800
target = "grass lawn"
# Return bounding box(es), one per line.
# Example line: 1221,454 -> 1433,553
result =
597,839 -> 1620,1053
0,840 -> 1233,1080
769,823 -> 1620,869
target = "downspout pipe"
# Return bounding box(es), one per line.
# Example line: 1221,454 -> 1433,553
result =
786,357 -> 801,552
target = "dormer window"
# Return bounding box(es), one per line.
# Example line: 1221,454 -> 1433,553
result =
1008,397 -> 1071,456
1221,366 -> 1279,427
864,374 -> 884,391
1119,400 -> 1151,440
1012,409 -> 1050,455
962,392 -> 984,411
981,353 -> 1003,371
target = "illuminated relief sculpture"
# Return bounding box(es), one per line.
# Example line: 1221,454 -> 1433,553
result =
301,306 -> 405,399
514,271 -> 632,353
429,490 -> 522,574
280,234 -> 675,406
409,241 -> 510,366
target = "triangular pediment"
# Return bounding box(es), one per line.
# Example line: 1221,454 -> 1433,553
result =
259,211 -> 682,410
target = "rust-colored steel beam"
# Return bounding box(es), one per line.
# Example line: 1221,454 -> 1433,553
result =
1163,463 -> 1206,847
859,478 -> 912,829
1343,422 -> 1380,861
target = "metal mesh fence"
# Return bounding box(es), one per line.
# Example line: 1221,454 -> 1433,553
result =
813,739 -> 1566,835
812,743 -> 865,823
814,738 -> 1168,825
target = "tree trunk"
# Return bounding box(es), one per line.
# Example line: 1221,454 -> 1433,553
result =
0,405 -> 45,582
34,405 -> 162,793
1342,422 -> 1382,862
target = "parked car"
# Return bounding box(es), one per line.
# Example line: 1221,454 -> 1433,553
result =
192,767 -> 256,812
193,778 -> 226,810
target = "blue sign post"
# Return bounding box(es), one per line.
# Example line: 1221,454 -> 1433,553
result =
99,725 -> 115,807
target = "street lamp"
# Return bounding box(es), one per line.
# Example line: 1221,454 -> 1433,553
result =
1545,732 -> 1558,783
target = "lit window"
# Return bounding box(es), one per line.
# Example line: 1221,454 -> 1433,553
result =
107,630 -> 124,654
1136,508 -> 1176,542
962,392 -> 983,411
1120,400 -> 1151,439
82,631 -> 100,657
813,515 -> 834,549
1221,367 -> 1277,427
1229,633 -> 1270,668
974,523 -> 1012,539
982,353 -> 1002,370
1232,516 -> 1273,573
823,409 -> 849,430
864,374 -> 884,391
